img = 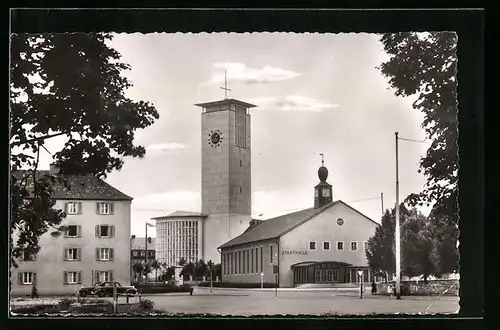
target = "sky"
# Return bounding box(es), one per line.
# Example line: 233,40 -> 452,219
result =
33,33 -> 433,237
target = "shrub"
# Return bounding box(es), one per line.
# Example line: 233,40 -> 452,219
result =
197,282 -> 277,288
139,299 -> 154,310
136,283 -> 192,294
58,298 -> 74,309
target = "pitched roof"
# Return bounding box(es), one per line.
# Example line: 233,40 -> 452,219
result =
219,202 -> 338,249
11,170 -> 133,201
131,237 -> 156,250
151,210 -> 208,220
219,200 -> 378,249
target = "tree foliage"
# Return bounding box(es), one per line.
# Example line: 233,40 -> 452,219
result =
378,32 -> 458,273
10,33 -> 159,268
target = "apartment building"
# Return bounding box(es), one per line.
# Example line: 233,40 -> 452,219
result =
11,164 -> 132,296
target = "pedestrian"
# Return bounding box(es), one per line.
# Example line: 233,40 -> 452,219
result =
371,281 -> 377,295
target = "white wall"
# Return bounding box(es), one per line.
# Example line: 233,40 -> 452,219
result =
11,199 -> 131,296
278,202 -> 378,287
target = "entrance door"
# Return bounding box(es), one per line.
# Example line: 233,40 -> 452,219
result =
315,270 -> 322,283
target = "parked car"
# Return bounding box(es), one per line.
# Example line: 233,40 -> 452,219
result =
77,281 -> 137,297
92,281 -> 138,297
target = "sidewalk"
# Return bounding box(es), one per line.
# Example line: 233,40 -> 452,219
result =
193,286 -> 366,292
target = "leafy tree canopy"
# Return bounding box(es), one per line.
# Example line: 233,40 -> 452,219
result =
10,33 -> 159,268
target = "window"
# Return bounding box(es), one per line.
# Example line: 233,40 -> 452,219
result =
98,271 -> 112,283
309,241 -> 317,250
242,250 -> 246,273
364,241 -> 369,251
247,250 -> 250,273
96,248 -> 114,261
337,241 -> 344,250
240,160 -> 243,167
19,272 -> 35,285
133,251 -> 138,256
260,247 -> 263,272
23,251 -> 37,261
238,251 -> 242,274
251,249 -> 254,273
95,225 -> 114,237
323,241 -> 330,250
67,202 -> 80,214
255,248 -> 258,273
140,251 -> 145,256
65,248 -> 80,261
270,244 -> 274,264
66,225 -> 80,237
64,271 -> 82,284
97,202 -> 114,215
351,241 -> 358,251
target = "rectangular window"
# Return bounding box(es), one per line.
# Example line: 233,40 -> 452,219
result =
140,251 -> 145,256
64,271 -> 81,284
270,244 -> 274,264
323,241 -> 330,250
133,251 -> 138,256
351,242 -> 358,251
20,272 -> 34,285
97,202 -> 114,215
23,251 -> 37,261
66,248 -> 80,261
260,247 -> 263,272
67,202 -> 79,214
100,271 -> 110,282
234,107 -> 247,148
309,241 -> 317,250
238,251 -> 242,274
247,250 -> 250,273
242,250 -> 246,274
67,225 -> 79,237
337,241 -> 344,250
97,248 -> 114,261
255,248 -> 258,273
96,225 -> 114,237
251,249 -> 254,273
363,269 -> 369,283
364,241 -> 369,251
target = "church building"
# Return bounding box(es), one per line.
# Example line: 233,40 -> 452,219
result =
218,161 -> 380,288
154,97 -> 254,266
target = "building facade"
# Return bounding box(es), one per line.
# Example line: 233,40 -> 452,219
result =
219,164 -> 379,287
153,211 -> 205,267
11,165 -> 132,296
131,237 -> 156,263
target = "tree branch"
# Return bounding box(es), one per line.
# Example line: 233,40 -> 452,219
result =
10,131 -> 67,147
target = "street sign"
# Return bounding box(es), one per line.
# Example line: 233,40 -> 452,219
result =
357,270 -> 364,277
260,272 -> 264,277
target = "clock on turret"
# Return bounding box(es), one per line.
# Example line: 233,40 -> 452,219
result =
322,188 -> 330,197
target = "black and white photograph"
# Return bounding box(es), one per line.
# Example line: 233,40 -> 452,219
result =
9,11 -> 470,317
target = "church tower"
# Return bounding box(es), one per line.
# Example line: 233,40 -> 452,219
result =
195,97 -> 255,263
314,154 -> 333,208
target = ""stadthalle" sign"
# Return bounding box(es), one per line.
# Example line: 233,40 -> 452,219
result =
282,250 -> 308,255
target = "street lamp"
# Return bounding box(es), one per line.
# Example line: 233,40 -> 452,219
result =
145,222 -> 155,283
273,240 -> 280,297
394,132 -> 401,299
130,235 -> 136,285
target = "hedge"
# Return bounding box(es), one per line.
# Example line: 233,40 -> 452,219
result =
135,283 -> 192,294
197,282 -> 278,288
375,279 -> 459,296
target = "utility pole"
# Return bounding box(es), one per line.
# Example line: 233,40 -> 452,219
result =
395,132 -> 401,300
381,192 -> 384,216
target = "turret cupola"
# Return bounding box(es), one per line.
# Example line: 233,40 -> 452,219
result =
314,154 -> 333,209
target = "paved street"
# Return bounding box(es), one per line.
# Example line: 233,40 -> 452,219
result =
141,287 -> 459,316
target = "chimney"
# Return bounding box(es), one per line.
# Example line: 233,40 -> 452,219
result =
49,163 -> 60,174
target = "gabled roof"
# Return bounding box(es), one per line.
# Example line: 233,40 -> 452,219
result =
151,210 -> 208,220
11,170 -> 133,201
219,200 -> 378,249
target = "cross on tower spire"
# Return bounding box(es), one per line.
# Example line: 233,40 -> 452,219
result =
319,153 -> 324,166
220,69 -> 231,99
